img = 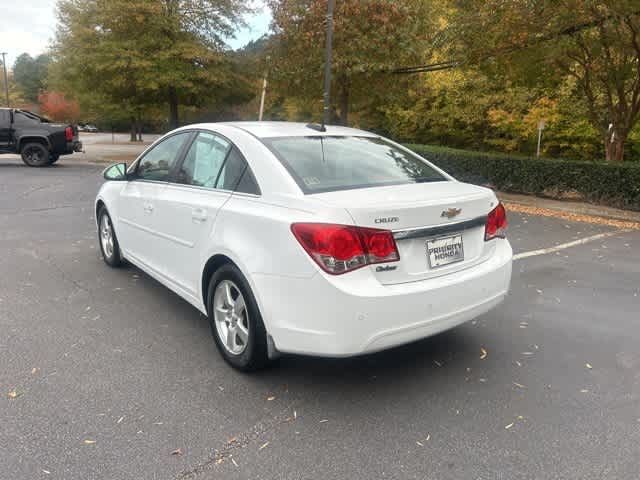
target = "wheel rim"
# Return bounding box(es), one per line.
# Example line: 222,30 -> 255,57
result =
213,280 -> 250,355
100,214 -> 115,259
26,146 -> 45,164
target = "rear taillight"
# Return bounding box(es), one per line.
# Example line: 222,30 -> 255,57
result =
291,223 -> 400,275
485,203 -> 508,241
65,126 -> 73,141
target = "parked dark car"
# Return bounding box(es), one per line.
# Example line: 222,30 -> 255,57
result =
0,108 -> 82,166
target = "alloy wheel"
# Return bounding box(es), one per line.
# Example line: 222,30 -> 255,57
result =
213,280 -> 250,355
100,214 -> 115,259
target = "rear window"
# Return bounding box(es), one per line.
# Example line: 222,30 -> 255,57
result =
261,136 -> 447,194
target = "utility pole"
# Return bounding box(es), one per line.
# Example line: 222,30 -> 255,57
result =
536,119 -> 545,158
321,0 -> 335,130
1,52 -> 9,107
258,56 -> 270,121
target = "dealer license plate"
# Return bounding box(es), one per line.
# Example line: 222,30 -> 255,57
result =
427,234 -> 464,268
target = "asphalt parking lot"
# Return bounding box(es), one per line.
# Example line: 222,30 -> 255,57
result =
1,157 -> 639,480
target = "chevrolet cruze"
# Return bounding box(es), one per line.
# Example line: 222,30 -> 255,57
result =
95,122 -> 512,371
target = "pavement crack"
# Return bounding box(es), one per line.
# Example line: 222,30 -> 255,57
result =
177,404 -> 297,479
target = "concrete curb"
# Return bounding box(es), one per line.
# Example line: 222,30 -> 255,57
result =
497,191 -> 640,223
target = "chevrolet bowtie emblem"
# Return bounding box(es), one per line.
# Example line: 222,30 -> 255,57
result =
441,207 -> 462,219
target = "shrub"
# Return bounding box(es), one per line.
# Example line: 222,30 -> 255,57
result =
407,144 -> 640,211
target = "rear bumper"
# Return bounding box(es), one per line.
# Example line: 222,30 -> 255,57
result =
62,140 -> 83,154
253,239 -> 513,357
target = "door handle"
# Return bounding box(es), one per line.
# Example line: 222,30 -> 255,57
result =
192,208 -> 208,222
143,203 -> 154,213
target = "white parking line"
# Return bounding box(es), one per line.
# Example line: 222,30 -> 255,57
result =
513,230 -> 627,261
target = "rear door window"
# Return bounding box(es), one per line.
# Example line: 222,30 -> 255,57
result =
261,136 -> 447,194
175,132 -> 231,188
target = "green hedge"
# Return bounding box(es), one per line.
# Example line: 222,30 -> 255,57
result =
407,144 -> 640,211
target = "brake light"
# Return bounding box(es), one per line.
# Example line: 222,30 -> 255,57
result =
291,223 -> 400,274
65,126 -> 73,141
485,203 -> 508,241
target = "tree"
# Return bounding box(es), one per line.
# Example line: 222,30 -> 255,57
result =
52,0 -> 252,134
451,0 -> 640,162
267,0 -> 442,125
38,91 -> 80,122
12,53 -> 50,103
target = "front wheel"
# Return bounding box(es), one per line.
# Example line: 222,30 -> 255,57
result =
207,264 -> 269,371
49,153 -> 60,164
98,208 -> 123,267
21,143 -> 50,167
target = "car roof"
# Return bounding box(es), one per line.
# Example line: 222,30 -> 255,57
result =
213,121 -> 379,139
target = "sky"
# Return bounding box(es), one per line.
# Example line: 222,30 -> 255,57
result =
0,1 -> 271,69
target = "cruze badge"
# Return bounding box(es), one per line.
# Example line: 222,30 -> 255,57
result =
441,208 -> 462,219
375,217 -> 399,224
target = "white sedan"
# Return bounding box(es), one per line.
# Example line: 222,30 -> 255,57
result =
96,122 -> 512,370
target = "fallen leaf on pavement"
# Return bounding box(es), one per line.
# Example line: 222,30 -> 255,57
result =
319,419 -> 328,423
231,458 -> 238,467
585,363 -> 593,369
259,442 -> 270,451
480,348 -> 488,360
7,390 -> 21,399
513,382 -> 526,389
83,440 -> 96,445
170,448 -> 182,456
416,441 -> 424,446
117,416 -> 124,424
267,396 -> 276,401
31,367 -> 38,374
505,423 -> 514,430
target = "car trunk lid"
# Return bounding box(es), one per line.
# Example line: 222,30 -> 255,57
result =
312,181 -> 499,285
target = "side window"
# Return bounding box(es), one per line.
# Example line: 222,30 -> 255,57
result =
235,168 -> 260,195
136,133 -> 189,181
0,110 -> 9,128
175,132 -> 230,188
13,111 -> 39,127
216,147 -> 248,191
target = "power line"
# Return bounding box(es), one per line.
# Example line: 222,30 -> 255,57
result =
390,9 -> 640,75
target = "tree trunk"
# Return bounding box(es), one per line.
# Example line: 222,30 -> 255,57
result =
130,117 -> 136,142
168,87 -> 179,129
338,75 -> 350,126
604,131 -> 627,162
136,116 -> 142,142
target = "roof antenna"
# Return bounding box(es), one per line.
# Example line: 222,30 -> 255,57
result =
307,0 -> 335,133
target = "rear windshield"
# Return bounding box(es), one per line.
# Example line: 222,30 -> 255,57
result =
261,136 -> 447,194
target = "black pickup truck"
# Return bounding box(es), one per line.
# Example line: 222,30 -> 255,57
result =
0,108 -> 82,167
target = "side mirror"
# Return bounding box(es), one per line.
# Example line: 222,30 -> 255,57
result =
103,162 -> 128,181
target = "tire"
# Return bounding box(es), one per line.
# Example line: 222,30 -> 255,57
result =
21,142 -> 50,167
97,207 -> 123,268
207,264 -> 269,371
49,154 -> 60,165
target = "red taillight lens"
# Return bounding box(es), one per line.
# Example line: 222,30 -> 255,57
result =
65,126 -> 73,141
485,203 -> 508,241
291,223 -> 400,274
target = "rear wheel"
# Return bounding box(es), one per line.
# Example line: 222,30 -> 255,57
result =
21,142 -> 50,167
98,208 -> 123,267
207,264 -> 269,371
